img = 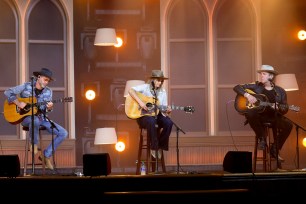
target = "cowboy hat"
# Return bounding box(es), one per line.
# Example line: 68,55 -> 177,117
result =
149,70 -> 168,80
33,68 -> 55,81
257,65 -> 278,75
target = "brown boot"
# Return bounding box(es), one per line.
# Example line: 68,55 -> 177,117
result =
39,155 -> 54,170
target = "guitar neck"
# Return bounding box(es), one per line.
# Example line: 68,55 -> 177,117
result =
261,101 -> 274,107
170,105 -> 186,111
159,105 -> 183,111
261,101 -> 299,112
35,97 -> 72,106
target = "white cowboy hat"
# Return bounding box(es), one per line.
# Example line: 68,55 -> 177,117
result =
257,65 -> 278,75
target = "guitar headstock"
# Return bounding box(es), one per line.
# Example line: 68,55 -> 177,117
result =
184,106 -> 195,114
62,97 -> 73,102
289,105 -> 300,112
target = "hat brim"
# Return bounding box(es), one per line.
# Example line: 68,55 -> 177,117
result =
33,71 -> 55,81
150,76 -> 169,80
257,70 -> 278,75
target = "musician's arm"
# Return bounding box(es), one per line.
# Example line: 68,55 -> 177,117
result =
277,87 -> 289,115
4,84 -> 27,109
41,87 -> 54,113
233,83 -> 258,104
128,88 -> 148,111
13,99 -> 26,109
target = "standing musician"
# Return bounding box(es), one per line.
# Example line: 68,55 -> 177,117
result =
233,65 -> 293,164
4,68 -> 68,170
128,70 -> 173,159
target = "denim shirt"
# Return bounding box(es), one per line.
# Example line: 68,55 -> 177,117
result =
132,83 -> 168,107
4,80 -> 53,115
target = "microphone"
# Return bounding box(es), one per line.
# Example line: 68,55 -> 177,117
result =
268,78 -> 273,81
30,76 -> 35,80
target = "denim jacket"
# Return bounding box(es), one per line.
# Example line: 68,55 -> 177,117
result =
4,80 -> 53,115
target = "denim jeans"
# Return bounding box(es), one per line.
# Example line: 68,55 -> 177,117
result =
21,115 -> 68,158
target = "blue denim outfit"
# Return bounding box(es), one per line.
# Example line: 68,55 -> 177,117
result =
4,80 -> 68,158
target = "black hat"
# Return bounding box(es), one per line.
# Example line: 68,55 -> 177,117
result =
149,70 -> 168,80
33,68 -> 55,81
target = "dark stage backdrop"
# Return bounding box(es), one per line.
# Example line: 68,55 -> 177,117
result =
73,0 -> 161,166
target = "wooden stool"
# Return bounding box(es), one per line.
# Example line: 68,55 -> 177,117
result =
136,128 -> 166,175
23,126 -> 46,176
253,123 -> 275,172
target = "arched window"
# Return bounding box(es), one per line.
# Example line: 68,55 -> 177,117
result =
215,0 -> 255,135
0,0 -> 72,140
167,0 -> 208,136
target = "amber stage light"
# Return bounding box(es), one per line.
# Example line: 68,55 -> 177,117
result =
85,89 -> 96,101
298,30 -> 306,41
114,37 -> 123,48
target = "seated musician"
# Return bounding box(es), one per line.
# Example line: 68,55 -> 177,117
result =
4,68 -> 68,170
233,65 -> 293,164
128,70 -> 173,159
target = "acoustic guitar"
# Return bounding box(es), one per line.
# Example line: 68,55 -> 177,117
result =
125,91 -> 195,119
3,96 -> 73,124
234,91 -> 300,114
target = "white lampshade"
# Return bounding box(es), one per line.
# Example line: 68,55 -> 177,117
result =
275,74 -> 299,91
94,28 -> 117,46
94,128 -> 117,144
123,80 -> 145,97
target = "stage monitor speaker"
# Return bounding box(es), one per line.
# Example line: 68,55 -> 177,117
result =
0,154 -> 20,177
83,153 -> 111,176
223,151 -> 252,173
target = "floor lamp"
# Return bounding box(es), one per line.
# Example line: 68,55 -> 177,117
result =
275,74 -> 303,170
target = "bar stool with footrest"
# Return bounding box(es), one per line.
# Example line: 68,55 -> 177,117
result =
253,122 -> 277,173
23,125 -> 46,176
136,128 -> 166,175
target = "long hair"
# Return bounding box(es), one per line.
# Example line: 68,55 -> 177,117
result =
148,79 -> 164,92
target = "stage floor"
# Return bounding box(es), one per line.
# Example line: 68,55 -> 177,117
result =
1,168 -> 306,203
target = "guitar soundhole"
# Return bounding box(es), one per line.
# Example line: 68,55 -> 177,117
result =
19,104 -> 31,115
146,103 -> 154,111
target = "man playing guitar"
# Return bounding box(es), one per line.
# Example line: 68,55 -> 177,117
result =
233,65 -> 293,165
4,68 -> 68,170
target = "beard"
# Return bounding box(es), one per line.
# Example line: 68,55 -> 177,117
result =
38,79 -> 46,88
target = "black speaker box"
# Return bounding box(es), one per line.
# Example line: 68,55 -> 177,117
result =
83,153 -> 111,176
0,154 -> 20,177
223,151 -> 252,173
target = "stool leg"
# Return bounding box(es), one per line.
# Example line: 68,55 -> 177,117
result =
146,131 -> 151,174
23,136 -> 29,176
161,151 -> 166,173
136,130 -> 144,175
263,146 -> 267,172
253,138 -> 258,173
39,130 -> 45,175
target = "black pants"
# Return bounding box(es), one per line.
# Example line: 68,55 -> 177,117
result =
137,113 -> 173,151
245,109 -> 293,150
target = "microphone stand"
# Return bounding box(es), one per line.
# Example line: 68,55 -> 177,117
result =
282,116 -> 306,170
152,87 -> 159,174
270,80 -> 281,170
168,117 -> 185,174
30,77 -> 35,174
